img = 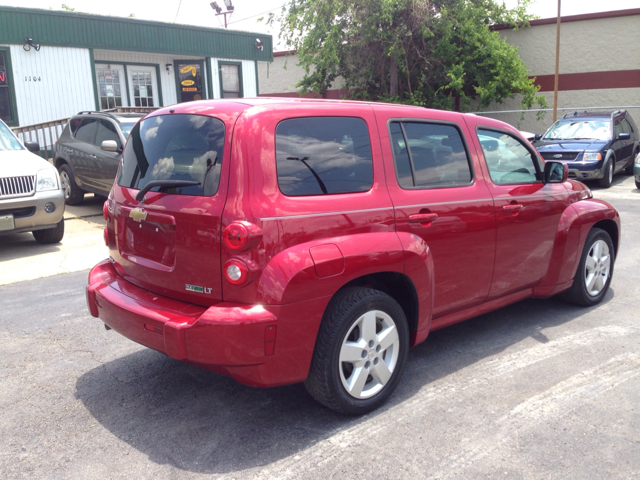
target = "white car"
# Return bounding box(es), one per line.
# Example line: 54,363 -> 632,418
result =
0,119 -> 65,243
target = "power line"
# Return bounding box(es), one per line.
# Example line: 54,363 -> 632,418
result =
227,3 -> 287,26
174,0 -> 183,23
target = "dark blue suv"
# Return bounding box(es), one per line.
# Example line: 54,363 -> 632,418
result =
534,110 -> 639,188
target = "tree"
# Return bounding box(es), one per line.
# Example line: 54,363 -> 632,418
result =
270,0 -> 547,111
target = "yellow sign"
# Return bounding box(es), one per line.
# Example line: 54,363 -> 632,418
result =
182,87 -> 197,91
181,80 -> 195,86
180,65 -> 197,77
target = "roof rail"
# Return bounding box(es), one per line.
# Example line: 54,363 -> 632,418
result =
75,110 -> 119,121
562,110 -> 590,119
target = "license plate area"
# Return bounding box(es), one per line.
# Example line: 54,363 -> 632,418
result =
0,214 -> 15,231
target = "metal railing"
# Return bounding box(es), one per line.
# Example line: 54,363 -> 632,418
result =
474,106 -> 640,135
11,106 -> 159,160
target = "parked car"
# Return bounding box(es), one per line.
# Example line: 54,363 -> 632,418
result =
86,99 -> 620,415
53,111 -> 145,204
634,151 -> 640,190
534,110 -> 639,188
0,119 -> 65,244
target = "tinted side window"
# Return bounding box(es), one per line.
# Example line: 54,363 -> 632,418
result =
95,120 -> 120,147
390,121 -> 472,188
74,118 -> 98,143
118,114 -> 225,197
276,117 -> 373,196
478,129 -> 540,185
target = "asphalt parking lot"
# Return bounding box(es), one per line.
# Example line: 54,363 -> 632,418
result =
1,178 -> 639,479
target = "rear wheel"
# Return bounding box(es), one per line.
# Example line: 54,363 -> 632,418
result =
305,287 -> 409,415
33,218 -> 64,244
624,151 -> 637,175
598,159 -> 613,188
636,179 -> 640,190
58,164 -> 84,205
561,228 -> 614,306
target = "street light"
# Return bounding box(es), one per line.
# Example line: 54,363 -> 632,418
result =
211,0 -> 234,28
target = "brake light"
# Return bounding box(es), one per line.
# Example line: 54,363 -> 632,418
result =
223,223 -> 249,250
103,200 -> 109,221
224,259 -> 249,285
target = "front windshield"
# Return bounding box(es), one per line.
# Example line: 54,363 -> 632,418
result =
543,119 -> 611,141
119,122 -> 136,138
0,121 -> 24,151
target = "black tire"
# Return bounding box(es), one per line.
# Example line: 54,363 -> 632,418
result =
33,218 -> 65,244
58,164 -> 84,205
561,228 -> 614,306
305,287 -> 409,415
598,159 -> 613,188
624,151 -> 637,175
636,179 -> 640,190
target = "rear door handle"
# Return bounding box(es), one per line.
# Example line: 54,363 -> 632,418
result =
502,204 -> 523,213
408,213 -> 438,225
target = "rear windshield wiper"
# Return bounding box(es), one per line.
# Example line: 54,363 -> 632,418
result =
135,180 -> 200,202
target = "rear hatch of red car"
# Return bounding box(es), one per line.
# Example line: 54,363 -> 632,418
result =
107,107 -> 241,306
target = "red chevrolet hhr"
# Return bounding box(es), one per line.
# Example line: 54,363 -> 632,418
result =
87,98 -> 620,414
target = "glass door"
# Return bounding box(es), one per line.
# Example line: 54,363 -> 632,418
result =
95,64 -> 128,109
127,66 -> 158,107
174,60 -> 204,102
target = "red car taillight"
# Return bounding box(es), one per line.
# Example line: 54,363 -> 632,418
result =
224,259 -> 249,286
223,223 -> 249,250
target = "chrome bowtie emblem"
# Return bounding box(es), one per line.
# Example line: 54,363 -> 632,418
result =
553,154 -> 563,159
129,207 -> 147,222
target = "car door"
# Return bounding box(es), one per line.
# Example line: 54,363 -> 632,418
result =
69,118 -> 99,189
375,109 -> 496,319
467,120 -> 572,300
93,119 -> 123,194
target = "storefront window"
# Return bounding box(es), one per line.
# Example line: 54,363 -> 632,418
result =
131,70 -> 154,107
0,50 -> 16,124
220,63 -> 242,98
96,67 -> 124,109
176,62 -> 203,102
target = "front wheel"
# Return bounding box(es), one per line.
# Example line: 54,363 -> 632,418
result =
598,160 -> 614,188
561,228 -> 614,306
33,218 -> 64,244
305,287 -> 409,415
58,164 -> 84,205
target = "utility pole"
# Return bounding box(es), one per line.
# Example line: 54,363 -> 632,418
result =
552,0 -> 561,123
210,1 -> 234,28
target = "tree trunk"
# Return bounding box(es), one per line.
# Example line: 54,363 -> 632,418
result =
390,53 -> 398,97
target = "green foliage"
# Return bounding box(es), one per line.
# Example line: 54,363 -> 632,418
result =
273,0 -> 547,111
61,4 -> 75,11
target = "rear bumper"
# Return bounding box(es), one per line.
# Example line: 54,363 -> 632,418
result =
86,260 -> 327,387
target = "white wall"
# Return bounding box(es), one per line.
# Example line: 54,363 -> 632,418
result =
257,54 -> 346,95
210,58 -> 257,98
3,45 -> 95,126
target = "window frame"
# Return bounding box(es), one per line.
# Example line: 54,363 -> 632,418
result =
0,47 -> 19,127
387,118 -> 475,190
218,61 -> 243,99
476,126 -> 545,185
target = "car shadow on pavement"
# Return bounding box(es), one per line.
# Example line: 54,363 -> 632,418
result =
0,232 -> 61,260
74,291 -> 613,475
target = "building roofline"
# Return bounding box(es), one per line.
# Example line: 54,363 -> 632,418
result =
492,8 -> 640,30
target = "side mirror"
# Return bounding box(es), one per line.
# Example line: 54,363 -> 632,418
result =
25,141 -> 40,153
534,134 -> 542,141
618,132 -> 631,140
544,161 -> 568,183
101,140 -> 119,152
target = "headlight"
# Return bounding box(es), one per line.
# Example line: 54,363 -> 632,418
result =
36,168 -> 60,192
583,152 -> 602,161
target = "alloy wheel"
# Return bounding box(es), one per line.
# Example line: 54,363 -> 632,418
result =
60,171 -> 71,200
339,310 -> 400,399
584,239 -> 611,297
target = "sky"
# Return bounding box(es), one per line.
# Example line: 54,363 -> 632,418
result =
0,0 -> 637,50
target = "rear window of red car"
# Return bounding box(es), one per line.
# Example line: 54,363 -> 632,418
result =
117,114 -> 224,197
